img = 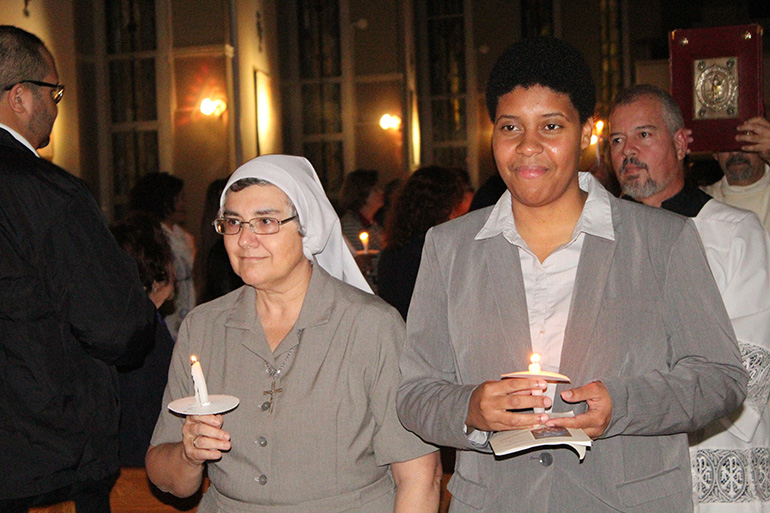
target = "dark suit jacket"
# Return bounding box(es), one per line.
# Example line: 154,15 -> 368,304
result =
397,187 -> 747,512
0,128 -> 156,498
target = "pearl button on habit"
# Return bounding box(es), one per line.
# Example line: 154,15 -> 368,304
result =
256,474 -> 268,485
261,401 -> 271,411
539,452 -> 553,467
257,436 -> 267,447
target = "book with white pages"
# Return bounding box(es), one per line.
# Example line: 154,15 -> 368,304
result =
489,411 -> 592,460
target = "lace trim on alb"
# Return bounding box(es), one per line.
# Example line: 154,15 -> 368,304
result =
692,448 -> 770,503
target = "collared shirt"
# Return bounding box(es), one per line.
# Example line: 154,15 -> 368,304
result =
0,123 -> 39,156
152,264 -> 433,510
475,172 -> 615,407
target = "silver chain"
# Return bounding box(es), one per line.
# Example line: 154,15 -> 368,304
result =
264,345 -> 296,379
263,328 -> 303,379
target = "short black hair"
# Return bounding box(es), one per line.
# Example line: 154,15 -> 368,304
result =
0,26 -> 51,89
128,172 -> 184,220
111,212 -> 173,292
339,169 -> 379,213
485,37 -> 596,124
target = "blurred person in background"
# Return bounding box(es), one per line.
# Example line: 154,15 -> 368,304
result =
110,213 -> 176,468
377,166 -> 471,320
194,178 -> 243,305
373,177 -> 403,227
339,168 -> 385,252
704,116 -> 770,232
130,172 -> 196,338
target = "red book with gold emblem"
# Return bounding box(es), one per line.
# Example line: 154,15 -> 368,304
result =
669,24 -> 764,153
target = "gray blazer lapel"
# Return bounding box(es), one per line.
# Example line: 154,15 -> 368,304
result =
556,232 -> 617,410
482,234 -> 533,371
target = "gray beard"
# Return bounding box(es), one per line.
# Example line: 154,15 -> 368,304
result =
723,154 -> 755,182
619,157 -> 667,199
622,178 -> 665,200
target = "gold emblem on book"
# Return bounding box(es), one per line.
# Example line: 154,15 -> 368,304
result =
693,57 -> 739,120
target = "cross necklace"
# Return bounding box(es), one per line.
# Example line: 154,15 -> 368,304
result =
262,330 -> 302,414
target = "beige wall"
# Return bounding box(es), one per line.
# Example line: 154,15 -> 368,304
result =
169,0 -> 282,237
234,0 -> 283,161
0,0 -> 81,176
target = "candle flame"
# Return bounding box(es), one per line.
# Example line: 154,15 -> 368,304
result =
359,232 -> 369,242
191,355 -> 198,364
529,353 -> 541,374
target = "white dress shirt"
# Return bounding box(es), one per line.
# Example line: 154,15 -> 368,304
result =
475,172 -> 615,408
0,122 -> 39,156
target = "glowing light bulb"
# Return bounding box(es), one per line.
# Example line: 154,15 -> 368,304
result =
380,114 -> 402,131
200,98 -> 227,116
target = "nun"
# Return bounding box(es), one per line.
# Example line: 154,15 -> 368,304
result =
146,155 -> 440,513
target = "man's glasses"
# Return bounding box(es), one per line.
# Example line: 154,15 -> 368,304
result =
3,80 -> 65,104
213,216 -> 297,235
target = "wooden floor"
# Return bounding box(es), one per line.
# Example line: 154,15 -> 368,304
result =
29,503 -> 75,513
109,468 -> 205,513
28,469 -> 206,513
28,468 -> 452,513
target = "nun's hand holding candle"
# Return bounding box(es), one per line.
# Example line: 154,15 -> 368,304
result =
145,155 -> 440,512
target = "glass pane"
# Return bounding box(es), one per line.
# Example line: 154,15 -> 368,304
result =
431,97 -> 466,142
521,0 -> 554,38
298,0 -> 341,78
427,0 -> 463,17
303,141 -> 343,196
427,17 -> 466,95
302,83 -> 342,135
433,146 -> 467,170
112,130 -> 159,218
109,58 -> 157,123
106,0 -> 157,53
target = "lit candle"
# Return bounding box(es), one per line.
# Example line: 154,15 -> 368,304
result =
359,231 -> 369,254
529,353 -> 541,374
529,353 -> 544,414
594,120 -> 604,166
190,355 -> 210,406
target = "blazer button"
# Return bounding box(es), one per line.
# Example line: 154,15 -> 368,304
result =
261,401 -> 271,411
539,452 -> 553,467
257,436 -> 268,447
256,474 -> 268,485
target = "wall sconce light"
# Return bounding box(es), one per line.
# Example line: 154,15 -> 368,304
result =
200,97 -> 227,116
380,113 -> 401,131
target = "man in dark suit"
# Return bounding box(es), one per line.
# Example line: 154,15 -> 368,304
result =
0,26 -> 156,512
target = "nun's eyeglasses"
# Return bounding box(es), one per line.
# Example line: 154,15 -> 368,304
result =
213,216 -> 297,235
